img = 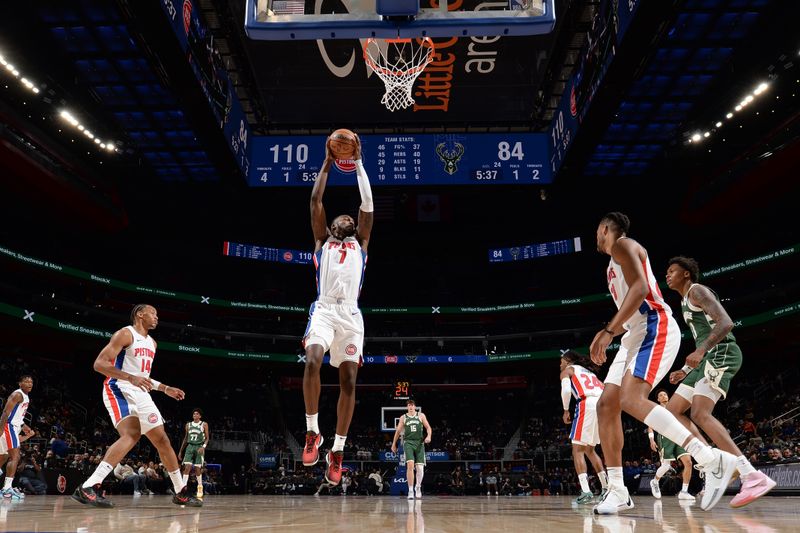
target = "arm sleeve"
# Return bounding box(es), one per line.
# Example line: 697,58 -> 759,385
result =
355,160 -> 373,212
560,378 -> 572,411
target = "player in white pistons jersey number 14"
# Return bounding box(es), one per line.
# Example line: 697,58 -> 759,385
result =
72,304 -> 202,509
301,134 -> 374,488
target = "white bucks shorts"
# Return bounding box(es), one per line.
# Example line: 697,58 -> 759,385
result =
303,298 -> 364,368
102,379 -> 164,434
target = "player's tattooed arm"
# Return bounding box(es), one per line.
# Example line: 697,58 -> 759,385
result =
689,285 -> 734,353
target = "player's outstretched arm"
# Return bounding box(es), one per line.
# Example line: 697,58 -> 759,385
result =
311,141 -> 333,251
352,135 -> 374,251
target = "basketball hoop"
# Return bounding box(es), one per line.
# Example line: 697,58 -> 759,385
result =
363,37 -> 435,112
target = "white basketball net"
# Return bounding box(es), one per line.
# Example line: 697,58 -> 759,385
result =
363,38 -> 435,112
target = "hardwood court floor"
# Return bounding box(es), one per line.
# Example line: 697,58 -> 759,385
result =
0,494 -> 796,532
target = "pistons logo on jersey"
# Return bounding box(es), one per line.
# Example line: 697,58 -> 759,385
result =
334,159 -> 356,173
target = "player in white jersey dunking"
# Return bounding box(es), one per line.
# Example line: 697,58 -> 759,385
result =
72,304 -> 202,508
559,351 -> 608,504
590,213 -> 736,514
0,375 -> 34,499
302,136 -> 374,486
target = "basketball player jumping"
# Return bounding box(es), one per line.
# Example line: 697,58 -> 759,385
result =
391,399 -> 432,500
559,351 -> 608,504
648,389 -> 694,502
590,212 -> 736,514
0,375 -> 34,500
179,408 -> 210,500
665,256 -> 775,507
72,304 -> 202,508
301,135 -> 374,486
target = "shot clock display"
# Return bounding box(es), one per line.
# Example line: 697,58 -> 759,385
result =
394,380 -> 411,400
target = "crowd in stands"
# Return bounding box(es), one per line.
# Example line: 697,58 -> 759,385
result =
2,350 -> 800,497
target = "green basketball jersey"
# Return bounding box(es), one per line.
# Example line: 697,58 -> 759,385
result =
403,413 -> 423,443
682,284 -> 737,347
187,421 -> 205,445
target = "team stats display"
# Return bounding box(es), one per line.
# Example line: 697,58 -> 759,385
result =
489,237 -> 582,263
248,133 -> 552,186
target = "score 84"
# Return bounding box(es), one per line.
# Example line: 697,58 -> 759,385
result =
497,141 -> 524,161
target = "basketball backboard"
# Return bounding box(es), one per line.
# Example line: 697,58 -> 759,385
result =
381,406 -> 421,432
245,0 -> 555,40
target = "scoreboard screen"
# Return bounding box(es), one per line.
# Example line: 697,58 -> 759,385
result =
489,237 -> 582,263
248,133 -> 552,186
223,241 -> 312,265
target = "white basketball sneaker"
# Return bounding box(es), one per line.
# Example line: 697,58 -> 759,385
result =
593,486 -> 634,515
407,488 -> 415,500
678,490 -> 695,502
650,479 -> 661,499
697,449 -> 737,511
415,487 -> 422,500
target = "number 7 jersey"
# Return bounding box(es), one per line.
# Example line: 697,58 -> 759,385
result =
313,236 -> 367,303
568,364 -> 604,400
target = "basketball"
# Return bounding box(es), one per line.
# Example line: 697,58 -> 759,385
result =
328,129 -> 358,160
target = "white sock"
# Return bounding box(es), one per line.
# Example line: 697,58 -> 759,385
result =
607,467 -> 624,490
169,469 -> 186,493
682,483 -> 689,493
3,477 -> 13,490
578,473 -> 590,493
197,474 -> 203,488
685,438 -> 716,466
332,434 -> 347,452
306,413 -> 320,434
643,406 -> 692,451
598,471 -> 608,489
655,463 -> 671,479
182,473 -> 189,485
736,455 -> 756,477
83,461 -> 113,488
415,464 -> 425,489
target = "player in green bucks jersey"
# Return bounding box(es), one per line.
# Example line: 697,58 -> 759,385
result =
179,409 -> 209,499
665,257 -> 775,508
391,399 -> 432,500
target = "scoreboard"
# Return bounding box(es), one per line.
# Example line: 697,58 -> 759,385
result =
248,133 -> 552,186
488,237 -> 582,263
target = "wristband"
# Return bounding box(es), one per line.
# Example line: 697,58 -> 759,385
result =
681,365 -> 692,374
150,378 -> 162,390
648,432 -> 654,439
